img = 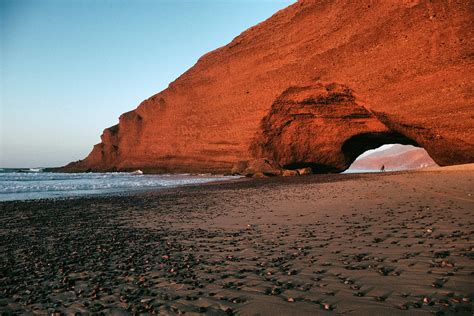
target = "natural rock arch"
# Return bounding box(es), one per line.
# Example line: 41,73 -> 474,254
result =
61,1 -> 473,173
250,83 -> 426,173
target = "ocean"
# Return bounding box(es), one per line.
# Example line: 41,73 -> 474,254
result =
0,169 -> 238,201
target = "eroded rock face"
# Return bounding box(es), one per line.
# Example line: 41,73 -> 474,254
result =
231,158 -> 282,177
63,0 -> 474,173
250,82 -> 403,172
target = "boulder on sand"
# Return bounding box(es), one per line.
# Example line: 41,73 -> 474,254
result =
282,169 -> 298,177
232,158 -> 282,177
296,167 -> 312,176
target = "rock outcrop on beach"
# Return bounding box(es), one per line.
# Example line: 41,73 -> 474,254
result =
63,0 -> 474,173
249,82 -> 412,172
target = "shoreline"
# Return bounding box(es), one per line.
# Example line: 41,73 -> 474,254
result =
2,164 -> 469,203
1,169 -> 473,315
1,172 -> 371,204
0,172 -> 244,203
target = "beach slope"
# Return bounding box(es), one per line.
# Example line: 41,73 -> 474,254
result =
1,168 -> 473,314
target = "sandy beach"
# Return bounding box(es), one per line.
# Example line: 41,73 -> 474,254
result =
1,168 -> 473,315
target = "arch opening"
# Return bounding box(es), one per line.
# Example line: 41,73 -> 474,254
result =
342,132 -> 437,173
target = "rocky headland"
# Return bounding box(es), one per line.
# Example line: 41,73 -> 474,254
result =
62,0 -> 474,174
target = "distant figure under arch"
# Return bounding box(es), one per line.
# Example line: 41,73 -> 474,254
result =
346,144 -> 438,173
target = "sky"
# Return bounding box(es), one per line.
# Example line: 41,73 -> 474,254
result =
0,0 -> 295,168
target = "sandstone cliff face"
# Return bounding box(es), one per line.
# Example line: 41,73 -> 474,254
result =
250,82 -> 417,172
63,0 -> 474,173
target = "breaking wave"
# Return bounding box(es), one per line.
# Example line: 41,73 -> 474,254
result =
0,171 -> 238,201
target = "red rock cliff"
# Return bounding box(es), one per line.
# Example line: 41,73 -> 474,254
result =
63,0 -> 474,173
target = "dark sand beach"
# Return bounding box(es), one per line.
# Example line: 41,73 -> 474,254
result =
1,168 -> 473,315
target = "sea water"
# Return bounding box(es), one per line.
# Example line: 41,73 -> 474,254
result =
0,169 -> 238,201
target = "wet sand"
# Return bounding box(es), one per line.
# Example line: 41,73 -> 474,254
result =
0,169 -> 473,315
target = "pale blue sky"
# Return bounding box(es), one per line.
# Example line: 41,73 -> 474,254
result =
1,0 -> 294,168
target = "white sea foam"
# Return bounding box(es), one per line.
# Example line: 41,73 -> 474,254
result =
0,171 -> 238,201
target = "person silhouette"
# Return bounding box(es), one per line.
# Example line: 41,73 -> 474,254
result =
380,165 -> 385,172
